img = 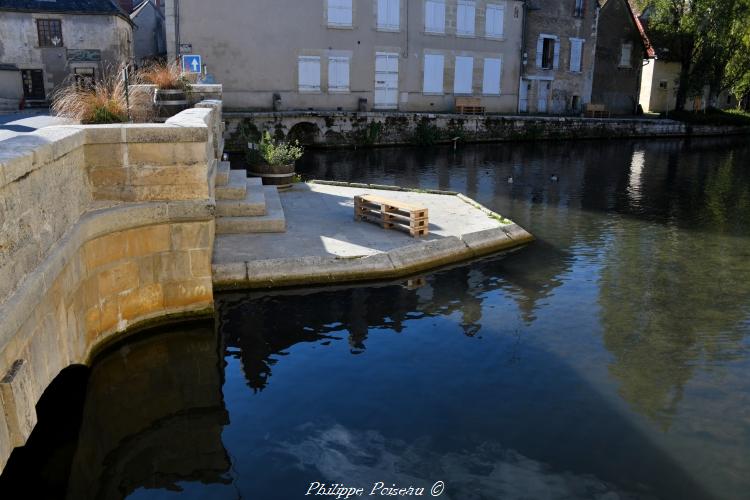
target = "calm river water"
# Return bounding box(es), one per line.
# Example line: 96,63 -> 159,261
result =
1,137 -> 749,500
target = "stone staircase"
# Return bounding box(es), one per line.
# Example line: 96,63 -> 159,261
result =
214,161 -> 286,234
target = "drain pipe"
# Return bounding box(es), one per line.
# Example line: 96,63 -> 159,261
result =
518,0 -> 528,114
174,0 -> 180,62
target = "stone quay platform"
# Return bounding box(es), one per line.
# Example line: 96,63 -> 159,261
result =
212,181 -> 533,289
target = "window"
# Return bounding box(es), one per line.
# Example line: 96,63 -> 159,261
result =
425,0 -> 445,34
454,56 -> 474,94
21,69 -> 45,100
485,3 -> 505,38
619,42 -> 633,67
74,67 -> 95,89
327,0 -> 352,27
658,80 -> 668,90
569,38 -> 584,72
328,57 -> 350,92
37,19 -> 63,47
457,0 -> 476,36
377,0 -> 400,30
482,58 -> 502,95
298,56 -> 321,92
574,0 -> 585,17
536,36 -> 559,70
423,54 -> 445,93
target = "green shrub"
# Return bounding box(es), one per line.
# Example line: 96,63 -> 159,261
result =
257,131 -> 304,166
412,118 -> 441,146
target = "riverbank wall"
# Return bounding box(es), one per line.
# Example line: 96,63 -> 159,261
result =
224,111 -> 750,150
0,101 -> 224,470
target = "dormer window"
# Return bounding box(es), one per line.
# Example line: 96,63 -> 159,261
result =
37,19 -> 63,47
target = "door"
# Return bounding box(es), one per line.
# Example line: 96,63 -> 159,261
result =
21,69 -> 45,100
375,52 -> 399,109
538,81 -> 549,113
519,79 -> 529,113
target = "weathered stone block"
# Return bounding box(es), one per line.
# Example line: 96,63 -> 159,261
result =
0,360 -> 37,447
189,249 -> 212,278
126,225 -> 171,257
154,251 -> 192,283
85,144 -> 125,168
84,232 -> 128,272
119,283 -> 164,321
127,143 -> 207,167
132,183 -> 208,201
96,260 -> 139,296
170,222 -> 212,250
163,278 -> 212,309
130,165 -> 207,186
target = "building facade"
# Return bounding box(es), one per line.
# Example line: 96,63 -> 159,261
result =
166,0 -> 525,113
0,0 -> 133,105
591,0 -> 648,115
520,0 -> 599,114
131,0 -> 167,65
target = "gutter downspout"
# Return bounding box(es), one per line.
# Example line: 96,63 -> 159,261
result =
518,0 -> 528,114
174,0 -> 180,62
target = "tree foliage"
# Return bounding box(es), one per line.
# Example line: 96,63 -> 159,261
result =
636,0 -> 750,109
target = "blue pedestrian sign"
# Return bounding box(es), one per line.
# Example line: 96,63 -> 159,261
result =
182,54 -> 202,74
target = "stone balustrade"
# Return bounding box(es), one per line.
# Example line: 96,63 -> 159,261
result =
0,98 -> 224,471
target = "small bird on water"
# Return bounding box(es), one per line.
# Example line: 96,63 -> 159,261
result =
550,174 -> 559,182
507,176 -> 514,184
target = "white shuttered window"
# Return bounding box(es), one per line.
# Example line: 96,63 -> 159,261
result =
423,54 -> 444,93
377,0 -> 400,30
569,38 -> 584,72
457,0 -> 476,36
485,3 -> 505,38
425,0 -> 446,33
482,58 -> 502,95
299,56 -> 321,92
328,57 -> 350,92
328,0 -> 352,26
454,56 -> 474,94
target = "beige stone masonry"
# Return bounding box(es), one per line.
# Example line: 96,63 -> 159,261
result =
0,96 -> 224,472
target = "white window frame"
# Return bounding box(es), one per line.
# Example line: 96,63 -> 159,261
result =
482,57 -> 502,95
328,56 -> 350,93
485,3 -> 505,39
327,0 -> 353,27
569,38 -> 584,73
619,41 -> 633,68
377,0 -> 400,31
298,56 -> 321,92
424,0 -> 446,34
536,34 -> 560,70
423,53 -> 445,94
456,0 -> 476,37
453,56 -> 474,95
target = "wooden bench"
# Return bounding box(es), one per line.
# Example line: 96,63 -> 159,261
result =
455,97 -> 485,115
584,103 -> 611,118
354,194 -> 429,238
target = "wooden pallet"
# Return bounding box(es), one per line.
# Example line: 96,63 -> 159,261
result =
354,194 -> 429,238
455,97 -> 485,115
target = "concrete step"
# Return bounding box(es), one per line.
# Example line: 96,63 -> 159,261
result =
216,170 -> 247,200
216,186 -> 286,234
216,180 -> 267,217
216,161 -> 231,186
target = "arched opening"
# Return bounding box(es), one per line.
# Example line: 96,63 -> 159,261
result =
287,121 -> 320,145
0,364 -> 90,497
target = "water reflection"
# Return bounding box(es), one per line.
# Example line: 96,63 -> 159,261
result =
65,322 -> 230,499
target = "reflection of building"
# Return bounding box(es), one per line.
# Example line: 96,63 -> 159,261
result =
66,322 -> 230,499
165,0 -> 525,113
520,0 -> 598,114
0,0 -> 134,106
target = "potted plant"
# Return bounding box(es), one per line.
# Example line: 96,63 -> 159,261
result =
140,61 -> 191,121
247,131 -> 304,190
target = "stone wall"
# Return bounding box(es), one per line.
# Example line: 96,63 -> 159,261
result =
0,100 -> 223,472
224,111 -> 750,150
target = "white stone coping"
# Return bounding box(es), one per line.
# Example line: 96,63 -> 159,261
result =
0,104 -> 219,190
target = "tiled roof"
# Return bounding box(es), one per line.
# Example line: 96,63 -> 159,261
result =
0,0 -> 126,16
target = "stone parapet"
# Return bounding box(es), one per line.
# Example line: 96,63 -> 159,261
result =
0,100 -> 223,471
